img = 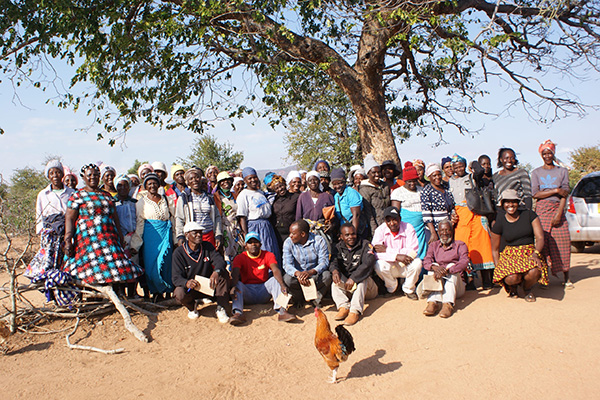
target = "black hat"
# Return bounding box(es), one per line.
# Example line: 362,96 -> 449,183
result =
381,160 -> 401,177
383,206 -> 401,219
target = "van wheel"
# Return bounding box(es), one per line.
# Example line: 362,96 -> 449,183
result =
571,242 -> 585,253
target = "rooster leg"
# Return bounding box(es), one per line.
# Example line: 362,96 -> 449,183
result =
328,367 -> 338,384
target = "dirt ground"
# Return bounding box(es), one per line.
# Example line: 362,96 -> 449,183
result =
1,246 -> 599,400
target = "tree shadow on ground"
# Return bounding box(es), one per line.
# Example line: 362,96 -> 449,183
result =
6,341 -> 52,356
345,349 -> 402,380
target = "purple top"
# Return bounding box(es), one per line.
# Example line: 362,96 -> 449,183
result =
423,239 -> 469,275
295,191 -> 334,221
531,165 -> 569,203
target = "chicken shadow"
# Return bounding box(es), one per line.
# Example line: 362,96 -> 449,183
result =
345,349 -> 402,380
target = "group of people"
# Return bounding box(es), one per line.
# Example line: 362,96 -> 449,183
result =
26,138 -> 573,325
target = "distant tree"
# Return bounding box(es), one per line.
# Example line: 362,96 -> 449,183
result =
178,134 -> 243,172
284,85 -> 362,170
128,159 -> 149,176
6,167 -> 47,229
569,145 -> 600,188
520,163 -> 534,174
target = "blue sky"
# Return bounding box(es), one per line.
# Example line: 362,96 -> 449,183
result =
1,61 -> 599,183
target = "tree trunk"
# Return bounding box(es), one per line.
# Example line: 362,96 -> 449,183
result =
9,266 -> 17,334
342,79 -> 401,167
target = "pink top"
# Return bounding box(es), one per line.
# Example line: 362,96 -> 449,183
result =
371,221 -> 419,262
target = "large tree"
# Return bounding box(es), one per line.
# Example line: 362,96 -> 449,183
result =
2,1 -> 599,165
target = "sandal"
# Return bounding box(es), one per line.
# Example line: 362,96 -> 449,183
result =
524,292 -> 536,302
508,285 -> 519,298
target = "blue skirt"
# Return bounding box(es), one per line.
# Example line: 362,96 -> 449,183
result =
400,209 -> 429,260
142,219 -> 174,294
248,218 -> 281,264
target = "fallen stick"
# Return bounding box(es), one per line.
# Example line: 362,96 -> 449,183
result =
121,298 -> 158,317
66,317 -> 124,355
92,285 -> 148,343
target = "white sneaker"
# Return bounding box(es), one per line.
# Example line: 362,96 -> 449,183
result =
216,306 -> 229,324
187,310 -> 199,320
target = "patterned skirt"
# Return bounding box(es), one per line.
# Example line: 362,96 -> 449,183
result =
536,199 -> 570,274
493,244 -> 549,289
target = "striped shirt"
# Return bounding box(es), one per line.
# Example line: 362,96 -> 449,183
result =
492,168 -> 532,209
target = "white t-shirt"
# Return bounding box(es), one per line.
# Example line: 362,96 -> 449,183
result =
236,189 -> 272,220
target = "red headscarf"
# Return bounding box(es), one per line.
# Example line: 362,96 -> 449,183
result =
538,139 -> 556,155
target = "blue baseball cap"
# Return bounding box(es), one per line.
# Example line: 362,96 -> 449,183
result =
245,232 -> 261,243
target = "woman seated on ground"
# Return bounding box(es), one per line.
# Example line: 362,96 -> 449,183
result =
491,189 -> 548,302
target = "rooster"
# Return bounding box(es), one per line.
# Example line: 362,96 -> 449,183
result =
314,307 -> 355,383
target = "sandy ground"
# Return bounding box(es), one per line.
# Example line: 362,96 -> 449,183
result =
1,246 -> 599,400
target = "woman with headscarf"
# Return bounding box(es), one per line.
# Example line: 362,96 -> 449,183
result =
131,173 -> 175,300
205,165 -> 219,194
492,147 -> 533,210
391,162 -> 428,259
491,189 -> 548,301
151,161 -> 170,194
236,167 -> 281,263
113,174 -> 139,297
286,170 -> 302,194
100,164 -> 117,196
296,171 -> 335,222
351,167 -> 366,190
449,154 -> 495,289
413,159 -> 429,187
133,163 -> 154,199
531,140 -> 572,288
63,167 -> 78,190
441,156 -> 453,187
175,168 -> 222,249
214,171 -> 243,263
25,160 -> 76,279
232,177 -> 245,198
63,164 -> 141,286
420,163 -> 458,243
270,175 -> 300,245
166,164 -> 188,204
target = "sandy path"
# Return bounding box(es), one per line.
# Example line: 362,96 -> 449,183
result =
1,248 -> 599,399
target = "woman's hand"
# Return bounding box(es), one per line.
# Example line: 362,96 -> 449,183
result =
530,252 -> 543,269
551,213 -> 562,227
556,188 -> 569,198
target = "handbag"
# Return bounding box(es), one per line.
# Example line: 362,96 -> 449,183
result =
465,176 -> 495,216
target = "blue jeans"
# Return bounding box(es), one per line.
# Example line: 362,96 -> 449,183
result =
231,277 -> 283,313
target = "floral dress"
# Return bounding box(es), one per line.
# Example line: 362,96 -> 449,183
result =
63,189 -> 141,284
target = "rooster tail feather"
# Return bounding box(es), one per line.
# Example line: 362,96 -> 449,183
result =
335,324 -> 355,355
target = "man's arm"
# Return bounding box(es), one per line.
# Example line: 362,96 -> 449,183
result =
348,241 -> 375,283
281,239 -> 296,276
171,248 -> 190,287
